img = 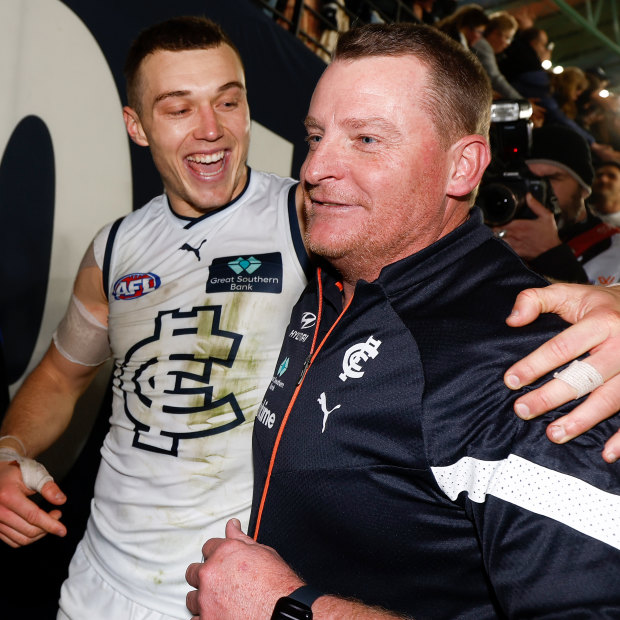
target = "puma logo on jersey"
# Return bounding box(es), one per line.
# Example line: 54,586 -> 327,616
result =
318,392 -> 340,433
339,335 -> 382,381
180,239 -> 206,261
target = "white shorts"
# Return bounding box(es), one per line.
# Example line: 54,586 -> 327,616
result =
58,542 -> 189,620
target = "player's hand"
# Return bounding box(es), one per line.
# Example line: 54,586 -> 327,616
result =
504,283 -> 620,462
186,519 -> 303,620
493,193 -> 560,261
0,459 -> 67,547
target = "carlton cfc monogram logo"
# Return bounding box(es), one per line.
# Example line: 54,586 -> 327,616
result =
116,305 -> 243,456
339,335 -> 382,381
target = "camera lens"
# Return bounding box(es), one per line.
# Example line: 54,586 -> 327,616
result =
478,183 -> 518,226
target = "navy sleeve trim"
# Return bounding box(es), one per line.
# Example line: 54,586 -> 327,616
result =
287,183 -> 312,278
102,217 -> 124,301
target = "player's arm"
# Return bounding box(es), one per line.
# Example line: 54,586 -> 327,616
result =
504,283 -> 620,461
0,245 -> 110,547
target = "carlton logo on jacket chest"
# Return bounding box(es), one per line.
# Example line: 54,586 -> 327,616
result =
339,335 -> 382,381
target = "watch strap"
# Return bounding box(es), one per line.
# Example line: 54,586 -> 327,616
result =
287,584 -> 324,608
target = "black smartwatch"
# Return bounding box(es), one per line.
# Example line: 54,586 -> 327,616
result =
271,585 -> 323,620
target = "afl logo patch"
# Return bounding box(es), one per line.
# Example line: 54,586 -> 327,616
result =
113,272 -> 161,300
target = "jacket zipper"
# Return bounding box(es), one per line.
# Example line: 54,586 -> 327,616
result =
253,268 -> 353,539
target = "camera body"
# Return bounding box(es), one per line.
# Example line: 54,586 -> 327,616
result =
478,100 -> 560,226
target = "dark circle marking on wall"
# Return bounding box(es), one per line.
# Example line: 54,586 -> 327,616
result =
0,115 -> 55,383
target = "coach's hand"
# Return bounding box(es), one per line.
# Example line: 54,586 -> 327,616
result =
186,519 -> 303,619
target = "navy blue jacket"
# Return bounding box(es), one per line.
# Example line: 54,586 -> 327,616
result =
250,210 -> 620,619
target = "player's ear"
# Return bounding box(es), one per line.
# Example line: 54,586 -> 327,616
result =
123,106 -> 149,147
446,135 -> 490,198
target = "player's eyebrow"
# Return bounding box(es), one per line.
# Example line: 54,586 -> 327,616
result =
153,81 -> 246,106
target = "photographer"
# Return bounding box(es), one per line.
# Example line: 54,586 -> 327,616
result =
495,124 -> 620,284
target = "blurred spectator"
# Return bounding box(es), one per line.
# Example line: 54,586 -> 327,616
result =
551,66 -> 588,120
578,77 -> 620,155
590,162 -> 620,228
512,3 -> 536,29
344,0 -> 432,24
499,28 -> 554,97
595,93 -> 620,152
576,70 -> 609,140
472,11 -> 522,99
411,0 -> 442,24
436,4 -> 489,49
495,124 -> 620,285
318,2 -> 350,61
321,1 -> 340,29
498,28 -> 620,160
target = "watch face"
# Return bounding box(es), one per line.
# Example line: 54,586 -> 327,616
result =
271,597 -> 313,620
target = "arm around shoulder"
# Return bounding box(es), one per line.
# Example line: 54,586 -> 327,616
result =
504,283 -> 620,460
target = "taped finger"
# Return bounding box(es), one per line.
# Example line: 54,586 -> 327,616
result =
553,360 -> 604,399
0,448 -> 54,493
19,459 -> 53,493
505,319 -> 607,388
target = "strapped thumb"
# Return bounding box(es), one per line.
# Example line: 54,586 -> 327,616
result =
0,448 -> 54,493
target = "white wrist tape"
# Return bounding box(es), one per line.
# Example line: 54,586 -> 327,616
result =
0,448 -> 54,493
0,434 -> 26,456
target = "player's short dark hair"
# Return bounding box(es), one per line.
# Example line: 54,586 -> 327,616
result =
124,16 -> 243,112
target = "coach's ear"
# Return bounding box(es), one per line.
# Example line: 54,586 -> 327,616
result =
123,106 -> 149,147
446,134 -> 491,198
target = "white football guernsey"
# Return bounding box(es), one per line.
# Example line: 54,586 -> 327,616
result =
582,233 -> 620,286
68,170 -> 309,617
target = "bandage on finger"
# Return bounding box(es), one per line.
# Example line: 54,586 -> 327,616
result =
20,458 -> 53,493
0,448 -> 54,493
553,360 -> 604,399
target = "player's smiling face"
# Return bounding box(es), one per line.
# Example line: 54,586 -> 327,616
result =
125,45 -> 250,218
